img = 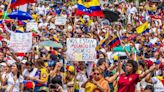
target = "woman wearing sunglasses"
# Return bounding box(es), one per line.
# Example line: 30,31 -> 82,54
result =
81,68 -> 110,92
92,68 -> 110,92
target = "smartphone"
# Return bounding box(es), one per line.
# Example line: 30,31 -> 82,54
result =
119,56 -> 127,60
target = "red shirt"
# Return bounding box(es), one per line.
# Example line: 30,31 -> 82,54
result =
118,73 -> 139,92
161,78 -> 164,86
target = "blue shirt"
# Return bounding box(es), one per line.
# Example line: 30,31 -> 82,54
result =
55,7 -> 61,15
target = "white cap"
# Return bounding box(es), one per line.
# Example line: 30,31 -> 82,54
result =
0,62 -> 7,67
100,48 -> 106,53
1,39 -> 8,43
1,39 -> 10,45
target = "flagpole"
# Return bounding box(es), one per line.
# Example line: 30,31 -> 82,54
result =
3,0 -> 11,22
116,31 -> 130,58
116,32 -> 123,46
73,15 -> 76,35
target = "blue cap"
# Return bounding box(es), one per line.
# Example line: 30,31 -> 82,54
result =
152,48 -> 157,52
156,42 -> 161,46
155,60 -> 160,65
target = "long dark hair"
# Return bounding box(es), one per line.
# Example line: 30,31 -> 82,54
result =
35,58 -> 45,69
15,62 -> 22,78
126,60 -> 138,74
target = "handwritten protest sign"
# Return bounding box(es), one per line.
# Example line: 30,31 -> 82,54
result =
9,33 -> 32,53
55,16 -> 67,25
66,38 -> 97,61
26,22 -> 38,32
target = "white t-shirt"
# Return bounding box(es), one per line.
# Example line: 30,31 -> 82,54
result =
38,22 -> 48,29
22,68 -> 38,78
136,78 -> 151,90
6,73 -> 24,92
107,51 -> 113,62
150,37 -> 158,44
150,28 -> 157,33
151,77 -> 164,92
37,6 -> 45,15
130,7 -> 138,14
76,72 -> 87,92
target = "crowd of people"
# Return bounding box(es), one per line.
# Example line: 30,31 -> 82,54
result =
0,0 -> 163,92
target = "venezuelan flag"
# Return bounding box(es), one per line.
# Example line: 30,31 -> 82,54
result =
76,0 -> 104,17
142,28 -> 150,34
108,36 -> 120,49
53,35 -> 59,42
10,0 -> 35,9
156,76 -> 164,86
136,22 -> 149,34
15,27 -> 24,33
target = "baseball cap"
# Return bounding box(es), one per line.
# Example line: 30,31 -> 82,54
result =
97,58 -> 106,66
0,62 -> 7,66
66,66 -> 75,73
1,39 -> 8,43
39,87 -> 49,92
155,60 -> 160,65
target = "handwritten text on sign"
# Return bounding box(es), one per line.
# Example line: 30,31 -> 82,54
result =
10,33 -> 32,53
67,38 -> 97,61
26,22 -> 38,32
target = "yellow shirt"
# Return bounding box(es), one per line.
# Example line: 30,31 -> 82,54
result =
80,18 -> 93,26
32,14 -> 37,20
85,82 -> 96,92
40,68 -> 48,83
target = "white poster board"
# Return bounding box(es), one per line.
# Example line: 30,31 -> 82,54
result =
66,38 -> 97,61
55,16 -> 67,25
9,33 -> 32,53
26,22 -> 38,32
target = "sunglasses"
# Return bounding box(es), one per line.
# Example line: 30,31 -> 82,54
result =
94,73 -> 100,75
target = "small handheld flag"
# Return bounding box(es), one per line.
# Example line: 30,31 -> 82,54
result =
136,22 -> 149,34
108,36 -> 121,49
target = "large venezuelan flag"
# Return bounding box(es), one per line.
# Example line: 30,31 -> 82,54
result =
10,0 -> 35,9
108,36 -> 120,49
76,0 -> 104,17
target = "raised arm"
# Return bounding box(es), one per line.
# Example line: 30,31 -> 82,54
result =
105,72 -> 119,83
49,62 -> 61,77
139,65 -> 155,80
145,73 -> 153,84
3,22 -> 15,34
6,50 -> 20,62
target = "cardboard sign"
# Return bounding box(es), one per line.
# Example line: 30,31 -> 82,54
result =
9,33 -> 32,53
55,16 -> 67,25
66,38 -> 97,61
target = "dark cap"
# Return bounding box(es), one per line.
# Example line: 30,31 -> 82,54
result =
26,61 -> 33,66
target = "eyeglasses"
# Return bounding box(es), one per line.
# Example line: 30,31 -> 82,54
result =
94,73 -> 100,75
